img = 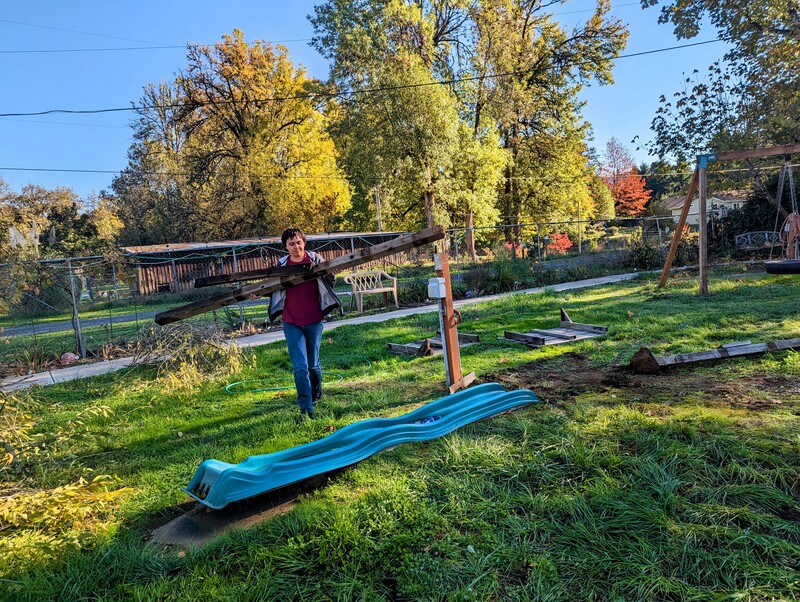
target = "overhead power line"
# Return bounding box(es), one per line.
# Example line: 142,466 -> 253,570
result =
0,39 -> 314,55
0,18 -> 173,46
0,39 -> 722,118
2,163 -> 789,182
0,45 -> 185,55
0,3 -> 642,55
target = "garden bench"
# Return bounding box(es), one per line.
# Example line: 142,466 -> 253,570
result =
342,270 -> 399,313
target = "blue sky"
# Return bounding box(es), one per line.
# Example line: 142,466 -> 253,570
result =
0,1 -> 724,200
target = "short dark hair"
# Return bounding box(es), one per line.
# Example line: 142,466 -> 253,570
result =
281,227 -> 306,248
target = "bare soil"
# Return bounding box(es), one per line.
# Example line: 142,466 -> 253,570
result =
488,352 -> 800,413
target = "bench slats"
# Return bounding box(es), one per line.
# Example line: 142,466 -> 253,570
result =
342,270 -> 399,313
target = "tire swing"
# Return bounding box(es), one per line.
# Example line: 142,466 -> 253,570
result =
765,158 -> 800,274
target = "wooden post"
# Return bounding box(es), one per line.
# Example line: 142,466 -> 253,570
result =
231,247 -> 245,325
434,253 -> 475,394
435,253 -> 460,388
698,164 -> 709,295
536,223 -> 542,262
155,227 -> 445,324
112,264 -> 119,302
659,169 -> 699,287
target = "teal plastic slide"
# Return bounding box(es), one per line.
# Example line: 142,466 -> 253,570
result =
185,383 -> 539,509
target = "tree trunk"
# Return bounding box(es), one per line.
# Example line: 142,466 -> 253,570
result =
465,212 -> 477,261
423,164 -> 435,228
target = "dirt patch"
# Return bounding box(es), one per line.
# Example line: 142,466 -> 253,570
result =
489,353 -> 799,412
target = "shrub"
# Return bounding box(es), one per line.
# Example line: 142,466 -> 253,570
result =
626,241 -> 666,269
673,226 -> 700,266
546,233 -> 573,255
398,278 -> 430,305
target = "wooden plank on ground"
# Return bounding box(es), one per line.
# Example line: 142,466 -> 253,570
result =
436,331 -> 481,344
387,340 -> 433,357
389,334 -> 479,356
527,327 -> 576,340
560,321 -> 608,334
501,331 -> 546,346
630,338 -> 800,373
656,338 -> 800,367
155,226 -> 444,325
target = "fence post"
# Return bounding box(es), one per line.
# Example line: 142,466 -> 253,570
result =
536,223 -> 542,262
67,259 -> 87,358
231,247 -> 245,325
112,264 -> 120,301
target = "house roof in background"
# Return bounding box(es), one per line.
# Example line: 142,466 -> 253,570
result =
660,191 -> 749,211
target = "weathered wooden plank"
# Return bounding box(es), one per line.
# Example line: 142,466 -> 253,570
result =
194,264 -> 308,288
559,321 -> 608,334
656,338 -> 800,367
435,331 -> 481,344
387,339 -> 434,357
527,328 -> 576,340
155,226 -> 444,325
448,372 -> 476,395
714,144 -> 800,162
387,343 -> 425,356
502,331 -> 546,346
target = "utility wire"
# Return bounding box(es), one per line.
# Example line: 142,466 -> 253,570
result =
0,39 -> 314,55
0,18 -> 173,46
3,163 -> 791,181
0,39 -> 722,118
0,3 -> 641,55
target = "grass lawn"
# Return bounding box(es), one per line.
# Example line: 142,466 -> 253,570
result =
1,270 -> 798,601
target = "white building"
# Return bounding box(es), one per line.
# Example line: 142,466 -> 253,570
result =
661,192 -> 748,225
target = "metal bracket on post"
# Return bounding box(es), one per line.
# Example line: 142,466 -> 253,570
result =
431,253 -> 476,394
696,153 -> 716,170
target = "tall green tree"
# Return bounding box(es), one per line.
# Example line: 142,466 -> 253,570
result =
472,0 -> 627,241
311,0 -> 628,237
112,82 -> 194,245
312,1 -> 479,230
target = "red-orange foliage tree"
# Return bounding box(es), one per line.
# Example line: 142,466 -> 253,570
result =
599,138 -> 652,216
546,232 -> 573,255
608,167 -> 651,216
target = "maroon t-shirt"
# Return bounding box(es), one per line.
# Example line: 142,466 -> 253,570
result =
282,254 -> 324,326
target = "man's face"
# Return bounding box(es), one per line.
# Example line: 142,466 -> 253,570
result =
286,235 -> 306,261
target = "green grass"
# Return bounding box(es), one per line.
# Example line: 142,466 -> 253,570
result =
1,271 -> 799,601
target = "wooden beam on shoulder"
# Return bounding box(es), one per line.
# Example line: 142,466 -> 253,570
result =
155,226 -> 445,325
194,264 -> 309,288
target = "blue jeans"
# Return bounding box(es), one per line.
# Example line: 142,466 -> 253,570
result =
282,321 -> 324,414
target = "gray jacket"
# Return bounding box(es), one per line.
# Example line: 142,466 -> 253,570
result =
268,250 -> 341,323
